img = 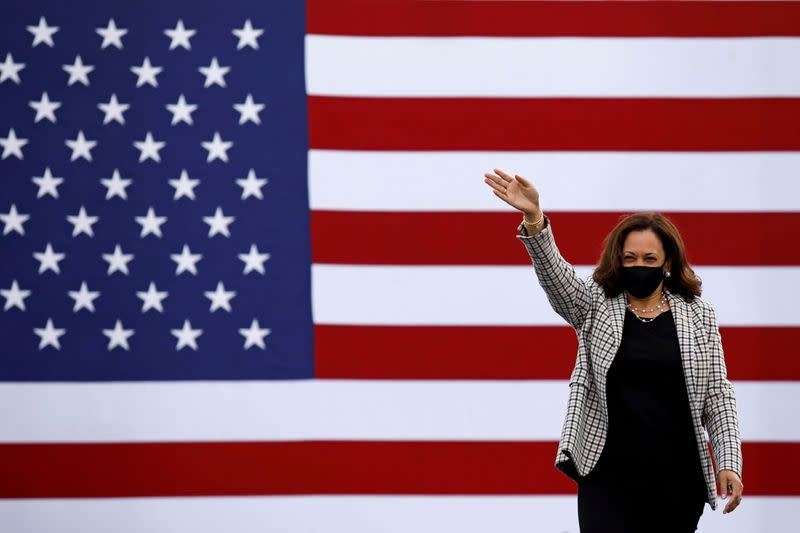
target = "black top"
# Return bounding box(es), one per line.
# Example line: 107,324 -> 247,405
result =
584,308 -> 706,501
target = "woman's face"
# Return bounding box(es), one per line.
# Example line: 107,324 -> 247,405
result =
621,229 -> 671,271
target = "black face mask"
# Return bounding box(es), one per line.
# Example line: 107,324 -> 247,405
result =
620,265 -> 665,298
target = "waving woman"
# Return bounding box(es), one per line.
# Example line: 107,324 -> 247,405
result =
483,168 -> 743,533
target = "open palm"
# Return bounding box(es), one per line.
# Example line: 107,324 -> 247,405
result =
483,168 -> 540,215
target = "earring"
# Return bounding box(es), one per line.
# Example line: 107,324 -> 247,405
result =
665,271 -> 671,278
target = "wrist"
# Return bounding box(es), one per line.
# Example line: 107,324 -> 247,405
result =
523,210 -> 543,224
521,211 -> 545,234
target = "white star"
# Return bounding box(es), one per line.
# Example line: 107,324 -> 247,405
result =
171,244 -> 202,275
239,318 -> 271,350
201,131 -> 233,162
133,131 -> 166,162
33,243 -> 66,274
98,94 -> 129,125
137,281 -> 168,313
169,169 -> 200,200
32,167 -> 64,199
203,207 -> 235,238
0,129 -> 29,160
237,168 -> 268,200
1,280 -> 32,311
68,281 -> 101,312
65,130 -> 97,162
204,281 -> 236,312
103,319 -> 135,351
135,206 -> 167,237
164,19 -> 196,50
101,169 -> 132,200
233,93 -> 265,125
27,16 -> 59,47
232,19 -> 264,50
0,203 -> 30,235
62,55 -> 94,86
131,56 -> 162,88
165,94 -> 197,125
33,318 -> 66,350
96,18 -> 128,49
0,53 -> 25,84
66,205 -> 99,237
238,244 -> 270,274
29,92 -> 62,123
102,244 -> 134,275
198,57 -> 230,88
171,319 -> 203,351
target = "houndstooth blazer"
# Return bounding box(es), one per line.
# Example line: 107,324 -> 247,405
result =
516,214 -> 742,510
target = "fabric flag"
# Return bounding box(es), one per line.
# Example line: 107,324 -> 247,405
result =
1,1 -> 799,531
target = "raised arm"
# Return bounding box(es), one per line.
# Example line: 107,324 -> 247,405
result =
483,169 -> 592,330
515,214 -> 592,330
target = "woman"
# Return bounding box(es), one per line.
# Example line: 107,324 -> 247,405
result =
483,169 -> 744,532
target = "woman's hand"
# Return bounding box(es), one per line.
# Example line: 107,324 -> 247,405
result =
718,469 -> 743,514
483,168 -> 541,216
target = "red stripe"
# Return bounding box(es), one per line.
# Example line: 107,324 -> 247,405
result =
311,211 -> 800,266
309,97 -> 800,151
315,325 -> 800,381
0,441 -> 786,498
316,325 -> 577,380
307,0 -> 800,37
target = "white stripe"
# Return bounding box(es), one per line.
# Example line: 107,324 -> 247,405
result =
312,265 -> 800,326
309,150 -> 800,212
0,381 -> 793,442
306,36 -> 800,97
0,496 -> 794,533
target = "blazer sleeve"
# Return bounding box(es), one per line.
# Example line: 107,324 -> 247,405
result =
516,214 -> 593,330
700,302 -> 743,480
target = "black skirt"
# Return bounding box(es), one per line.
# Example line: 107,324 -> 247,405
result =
576,447 -> 706,533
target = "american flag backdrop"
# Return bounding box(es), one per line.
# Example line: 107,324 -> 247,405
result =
1,0 -> 799,531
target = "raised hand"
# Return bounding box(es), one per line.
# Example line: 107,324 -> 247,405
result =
483,168 -> 541,216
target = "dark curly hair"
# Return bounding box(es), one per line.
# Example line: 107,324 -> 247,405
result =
592,212 -> 702,302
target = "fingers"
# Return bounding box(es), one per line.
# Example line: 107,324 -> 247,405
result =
719,471 -> 744,514
483,172 -> 513,209
492,189 -> 512,206
723,486 -> 742,514
492,168 -> 513,183
483,172 -> 508,192
494,168 -> 532,189
484,169 -> 533,212
485,169 -> 531,190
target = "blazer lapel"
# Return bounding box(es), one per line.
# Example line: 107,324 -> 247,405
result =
597,290 -> 627,380
600,288 -> 697,401
667,289 -> 698,401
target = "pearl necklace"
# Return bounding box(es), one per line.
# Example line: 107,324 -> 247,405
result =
626,290 -> 668,323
